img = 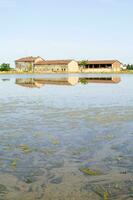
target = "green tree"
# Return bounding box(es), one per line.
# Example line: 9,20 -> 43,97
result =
0,63 -> 11,71
126,64 -> 133,70
79,60 -> 88,67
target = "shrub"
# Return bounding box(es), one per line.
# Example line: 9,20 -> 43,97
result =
126,64 -> 133,70
79,60 -> 88,67
0,63 -> 11,71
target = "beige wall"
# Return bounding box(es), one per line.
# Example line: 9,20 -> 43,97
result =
16,57 -> 44,72
68,61 -> 79,72
34,65 -> 68,72
16,62 -> 34,71
112,61 -> 122,72
34,61 -> 79,72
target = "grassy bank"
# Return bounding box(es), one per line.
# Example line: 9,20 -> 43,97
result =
0,70 -> 133,75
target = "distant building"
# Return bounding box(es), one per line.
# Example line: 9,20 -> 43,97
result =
15,57 -> 79,73
34,60 -> 79,73
80,60 -> 123,72
15,57 -> 123,73
15,56 -> 44,72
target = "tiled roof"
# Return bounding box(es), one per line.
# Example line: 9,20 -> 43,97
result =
36,60 -> 73,65
15,56 -> 41,62
86,60 -> 120,65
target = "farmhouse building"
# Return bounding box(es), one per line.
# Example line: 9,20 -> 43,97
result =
15,56 -> 44,72
15,56 -> 123,73
34,60 -> 79,73
15,57 -> 79,72
80,60 -> 122,72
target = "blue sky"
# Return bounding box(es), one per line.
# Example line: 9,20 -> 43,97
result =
0,0 -> 133,66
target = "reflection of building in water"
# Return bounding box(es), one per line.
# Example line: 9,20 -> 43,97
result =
16,78 -> 41,88
35,77 -> 79,86
79,77 -> 121,84
15,77 -> 79,88
16,76 -> 121,88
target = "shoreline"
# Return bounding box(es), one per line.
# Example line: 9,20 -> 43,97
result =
0,70 -> 133,75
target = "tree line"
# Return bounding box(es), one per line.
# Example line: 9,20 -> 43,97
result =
0,63 -> 11,71
126,64 -> 133,70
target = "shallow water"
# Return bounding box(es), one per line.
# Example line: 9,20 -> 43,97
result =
0,74 -> 133,200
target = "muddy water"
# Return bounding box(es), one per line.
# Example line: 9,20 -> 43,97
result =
0,74 -> 133,200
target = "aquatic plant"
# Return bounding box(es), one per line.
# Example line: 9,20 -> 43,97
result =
3,147 -> 15,151
71,147 -> 88,155
0,184 -> 8,194
95,134 -> 115,142
91,185 -> 107,198
104,134 -> 115,140
20,144 -> 32,153
41,148 -> 56,155
24,176 -> 35,184
51,139 -> 60,145
80,167 -> 102,176
104,191 -> 109,200
11,160 -> 17,169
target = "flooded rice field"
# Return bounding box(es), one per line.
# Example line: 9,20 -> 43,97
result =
0,74 -> 133,200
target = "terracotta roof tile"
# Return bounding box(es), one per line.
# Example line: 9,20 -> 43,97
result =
36,60 -> 73,65
86,60 -> 120,65
15,56 -> 41,62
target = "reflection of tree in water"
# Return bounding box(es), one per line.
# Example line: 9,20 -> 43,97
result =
79,78 -> 88,84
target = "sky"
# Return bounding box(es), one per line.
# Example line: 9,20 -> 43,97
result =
0,0 -> 133,66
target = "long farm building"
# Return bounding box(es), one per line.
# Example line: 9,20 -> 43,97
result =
15,56 -> 123,73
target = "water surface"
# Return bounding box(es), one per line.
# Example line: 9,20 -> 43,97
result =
0,74 -> 133,200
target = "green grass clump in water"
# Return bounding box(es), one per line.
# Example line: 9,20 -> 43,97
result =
20,144 -> 32,153
104,191 -> 109,200
0,184 -> 8,194
80,168 -> 102,176
41,148 -> 56,155
71,147 -> 88,155
11,160 -> 17,168
25,176 -> 35,184
51,139 -> 60,145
